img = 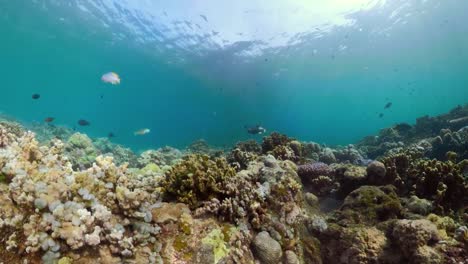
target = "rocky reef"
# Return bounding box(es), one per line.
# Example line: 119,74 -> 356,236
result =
0,105 -> 467,263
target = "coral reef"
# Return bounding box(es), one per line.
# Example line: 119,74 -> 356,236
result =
161,154 -> 235,208
330,185 -> 402,226
0,126 -> 164,263
382,151 -> 468,213
93,137 -> 138,167
297,162 -> 337,196
226,140 -> 260,170
138,146 -> 183,168
0,105 -> 467,263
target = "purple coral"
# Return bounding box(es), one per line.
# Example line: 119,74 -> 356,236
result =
297,162 -> 332,179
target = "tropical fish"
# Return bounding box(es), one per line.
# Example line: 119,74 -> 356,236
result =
101,72 -> 121,85
78,119 -> 90,126
245,125 -> 266,135
379,113 -> 384,118
384,102 -> 392,109
44,117 -> 55,123
108,132 -> 115,138
32,94 -> 40,99
134,128 -> 150,136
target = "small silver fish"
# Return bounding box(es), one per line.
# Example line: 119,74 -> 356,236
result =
134,128 -> 150,136
101,72 -> 121,85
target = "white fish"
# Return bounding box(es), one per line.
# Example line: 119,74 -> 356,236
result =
134,128 -> 150,136
101,72 -> 121,85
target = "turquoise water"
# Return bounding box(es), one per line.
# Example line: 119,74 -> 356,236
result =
1,0 -> 467,151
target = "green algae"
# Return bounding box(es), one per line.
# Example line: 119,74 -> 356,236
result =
0,173 -> 6,183
57,257 -> 73,264
220,224 -> 236,243
202,229 -> 230,264
173,235 -> 193,260
139,163 -> 161,174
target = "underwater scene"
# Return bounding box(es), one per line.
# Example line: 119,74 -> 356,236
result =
0,0 -> 467,263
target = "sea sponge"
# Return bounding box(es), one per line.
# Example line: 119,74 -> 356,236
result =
161,154 -> 236,208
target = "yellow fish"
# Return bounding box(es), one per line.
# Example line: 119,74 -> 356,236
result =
101,72 -> 121,85
134,128 -> 150,136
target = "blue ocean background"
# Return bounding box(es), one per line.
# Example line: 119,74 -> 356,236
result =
1,0 -> 467,151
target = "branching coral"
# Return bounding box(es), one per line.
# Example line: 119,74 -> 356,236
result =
261,132 -> 293,153
0,126 -> 163,262
138,146 -> 183,168
382,150 -> 468,213
226,147 -> 258,171
161,154 -> 236,208
297,162 -> 336,196
260,132 -> 305,162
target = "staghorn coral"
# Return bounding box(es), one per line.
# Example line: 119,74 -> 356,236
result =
161,154 -> 236,208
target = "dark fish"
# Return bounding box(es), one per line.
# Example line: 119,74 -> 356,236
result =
379,113 -> 384,118
200,14 -> 208,22
100,94 -> 104,99
108,132 -> 115,138
32,94 -> 41,100
78,119 -> 90,126
264,58 -> 268,62
384,102 -> 392,109
245,125 -> 267,135
44,117 -> 55,123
